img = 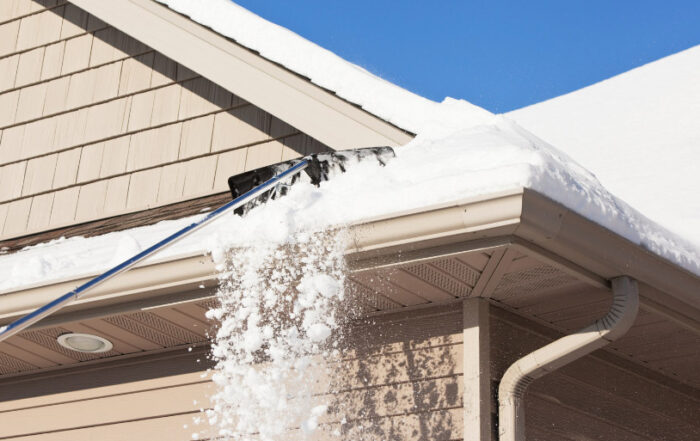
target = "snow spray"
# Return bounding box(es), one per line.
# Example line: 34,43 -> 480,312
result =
198,229 -> 349,440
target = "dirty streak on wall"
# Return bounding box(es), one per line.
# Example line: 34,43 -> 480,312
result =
0,0 -> 328,240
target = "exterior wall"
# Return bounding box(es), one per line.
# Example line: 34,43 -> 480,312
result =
0,305 -> 464,440
2,294 -> 698,440
337,305 -> 464,440
490,307 -> 700,441
0,0 -> 328,240
0,348 -> 211,440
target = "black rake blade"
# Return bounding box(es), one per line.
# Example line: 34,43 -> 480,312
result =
227,146 -> 395,215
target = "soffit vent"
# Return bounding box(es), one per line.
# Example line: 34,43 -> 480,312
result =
403,258 -> 478,297
431,258 -> 480,287
126,312 -> 203,345
105,315 -> 184,347
493,265 -> 578,301
197,299 -> 218,311
346,277 -> 402,311
0,352 -> 34,374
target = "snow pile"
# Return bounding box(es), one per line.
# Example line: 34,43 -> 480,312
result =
198,229 -> 347,440
156,0 -> 493,137
508,45 -> 700,245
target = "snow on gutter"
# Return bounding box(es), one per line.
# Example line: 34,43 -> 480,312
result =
2,187 -> 699,327
1,115 -> 699,296
3,116 -> 699,295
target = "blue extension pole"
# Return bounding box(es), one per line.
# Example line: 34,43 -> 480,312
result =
0,160 -> 310,343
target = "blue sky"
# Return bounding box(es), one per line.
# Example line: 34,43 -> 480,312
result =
234,1 -> 700,113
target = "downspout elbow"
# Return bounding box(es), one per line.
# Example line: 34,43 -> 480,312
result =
498,276 -> 639,441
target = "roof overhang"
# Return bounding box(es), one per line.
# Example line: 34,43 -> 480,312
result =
350,188 -> 700,312
2,188 -> 698,330
68,0 -> 412,150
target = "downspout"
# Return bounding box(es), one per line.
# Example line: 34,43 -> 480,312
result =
498,276 -> 639,441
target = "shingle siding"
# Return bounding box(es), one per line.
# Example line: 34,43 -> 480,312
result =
0,0 -> 329,240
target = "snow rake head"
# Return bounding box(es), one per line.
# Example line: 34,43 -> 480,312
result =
227,146 -> 395,215
0,149 -> 395,344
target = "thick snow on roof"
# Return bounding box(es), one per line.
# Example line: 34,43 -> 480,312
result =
509,45 -> 700,246
0,3 -> 698,294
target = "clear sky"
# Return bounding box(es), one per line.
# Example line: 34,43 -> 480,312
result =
233,0 -> 700,113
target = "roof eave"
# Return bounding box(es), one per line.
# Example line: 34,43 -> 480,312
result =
2,188 -> 698,329
516,189 -> 700,312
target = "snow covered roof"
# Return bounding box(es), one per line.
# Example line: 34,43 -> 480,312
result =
152,2 -> 700,269
509,45 -> 700,248
155,0 -> 493,138
0,1 -> 698,294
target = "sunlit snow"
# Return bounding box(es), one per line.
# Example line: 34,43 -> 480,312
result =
0,1 -> 698,438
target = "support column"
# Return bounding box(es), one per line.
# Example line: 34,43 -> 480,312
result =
463,298 -> 493,441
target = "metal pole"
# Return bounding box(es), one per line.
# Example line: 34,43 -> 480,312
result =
0,160 -> 309,343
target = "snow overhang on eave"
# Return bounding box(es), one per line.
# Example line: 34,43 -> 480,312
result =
1,188 -> 698,329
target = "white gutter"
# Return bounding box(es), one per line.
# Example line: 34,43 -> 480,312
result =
497,276 -> 640,441
4,190 -> 697,328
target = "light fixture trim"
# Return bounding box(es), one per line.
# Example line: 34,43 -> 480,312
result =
57,333 -> 113,353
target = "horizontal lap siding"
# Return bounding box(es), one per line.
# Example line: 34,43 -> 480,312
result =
1,380 -> 211,438
0,0 -> 329,240
1,379 -> 462,440
490,308 -> 700,441
0,305 -> 464,440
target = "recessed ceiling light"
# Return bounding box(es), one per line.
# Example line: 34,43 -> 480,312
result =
57,333 -> 113,353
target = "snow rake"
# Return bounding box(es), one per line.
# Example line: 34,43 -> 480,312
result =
0,146 -> 395,343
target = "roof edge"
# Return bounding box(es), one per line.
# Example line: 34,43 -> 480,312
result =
69,0 -> 412,150
516,189 -> 700,311
0,254 -> 215,324
2,188 -> 698,327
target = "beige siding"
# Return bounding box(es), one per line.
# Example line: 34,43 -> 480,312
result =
0,0 -> 329,240
0,305 -> 463,441
1,290 -> 697,439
